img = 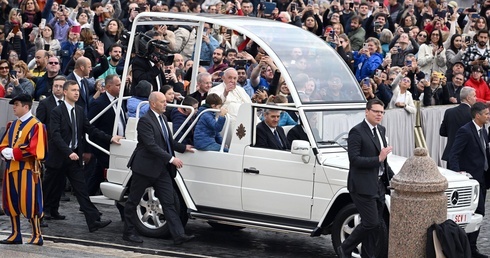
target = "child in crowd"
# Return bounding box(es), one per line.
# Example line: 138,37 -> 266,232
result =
127,80 -> 152,117
193,93 -> 228,152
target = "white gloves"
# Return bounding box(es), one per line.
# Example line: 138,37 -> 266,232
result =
1,148 -> 13,160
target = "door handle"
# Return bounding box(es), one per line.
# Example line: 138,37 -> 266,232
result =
243,167 -> 259,174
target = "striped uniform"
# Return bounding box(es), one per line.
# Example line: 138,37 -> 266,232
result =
0,115 -> 47,245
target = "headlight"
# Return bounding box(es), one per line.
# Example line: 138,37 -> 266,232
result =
474,185 -> 480,203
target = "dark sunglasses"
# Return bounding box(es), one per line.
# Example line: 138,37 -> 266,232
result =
48,62 -> 59,65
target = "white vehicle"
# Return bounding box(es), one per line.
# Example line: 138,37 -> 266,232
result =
90,13 -> 482,257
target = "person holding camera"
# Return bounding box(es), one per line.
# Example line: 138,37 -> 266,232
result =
417,29 -> 447,78
365,9 -> 395,39
388,33 -> 419,67
422,72 -> 445,106
353,37 -> 383,82
387,67 -> 416,113
48,5 -> 76,44
462,30 -> 490,81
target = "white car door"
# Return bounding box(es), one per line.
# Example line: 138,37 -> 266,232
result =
241,146 -> 315,219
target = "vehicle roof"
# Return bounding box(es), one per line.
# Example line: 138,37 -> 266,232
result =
126,12 -> 365,107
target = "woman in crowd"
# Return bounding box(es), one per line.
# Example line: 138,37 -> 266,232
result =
93,9 -> 123,54
388,74 -> 416,113
417,29 -> 446,77
463,16 -> 487,39
5,50 -> 24,66
36,24 -> 61,53
353,37 -> 383,82
76,10 -> 92,29
161,84 -> 176,121
336,33 -> 354,73
445,34 -> 466,74
60,26 -> 81,73
422,72 -> 445,106
0,60 -> 12,96
4,9 -> 23,36
415,30 -> 429,46
5,61 -> 34,98
379,29 -> 393,57
19,0 -> 41,39
303,15 -> 323,36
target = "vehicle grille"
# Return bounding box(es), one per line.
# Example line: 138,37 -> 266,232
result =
445,187 -> 472,209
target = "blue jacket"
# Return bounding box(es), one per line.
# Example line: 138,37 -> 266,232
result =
353,52 -> 383,82
127,96 -> 149,118
193,105 -> 225,150
170,108 -> 193,145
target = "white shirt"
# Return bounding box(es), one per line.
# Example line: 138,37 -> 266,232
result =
209,82 -> 252,121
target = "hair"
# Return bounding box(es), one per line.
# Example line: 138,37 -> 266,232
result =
76,9 -> 91,22
8,9 -> 22,24
379,29 -> 393,44
160,84 -> 173,95
42,24 -> 56,40
332,22 -> 344,35
429,29 -> 443,47
365,37 -> 382,53
53,75 -> 67,82
21,0 -> 40,12
473,17 -> 488,31
0,59 -> 11,70
225,48 -> 238,57
105,74 -> 119,86
417,30 -> 428,44
366,98 -> 384,110
109,43 -> 123,52
63,80 -> 78,90
338,34 -> 352,52
80,28 -> 94,46
350,15 -> 362,24
182,96 -> 198,106
404,53 -> 415,62
13,61 -> 32,78
266,95 -> 287,104
205,93 -> 223,106
449,34 -> 462,53
476,29 -> 489,39
189,2 -> 200,12
471,102 -> 488,118
197,72 -> 211,83
75,57 -> 88,69
106,19 -> 123,39
460,86 -> 475,102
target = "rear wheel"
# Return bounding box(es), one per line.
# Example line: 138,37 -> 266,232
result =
134,187 -> 187,238
331,203 -> 388,258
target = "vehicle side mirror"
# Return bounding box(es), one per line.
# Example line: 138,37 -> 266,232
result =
291,140 -> 311,163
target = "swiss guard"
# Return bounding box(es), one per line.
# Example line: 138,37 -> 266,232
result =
0,94 -> 47,246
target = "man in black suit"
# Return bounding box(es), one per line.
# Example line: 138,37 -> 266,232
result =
440,87 -> 476,161
66,57 -> 94,115
36,75 -> 66,132
87,74 -> 126,196
448,102 -> 489,258
43,80 -> 123,232
255,108 -> 290,150
338,99 -> 394,258
123,91 -> 194,244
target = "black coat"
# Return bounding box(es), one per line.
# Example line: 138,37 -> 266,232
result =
46,103 -> 111,169
254,121 -> 290,150
127,110 -> 186,179
347,120 -> 394,196
439,104 -> 472,161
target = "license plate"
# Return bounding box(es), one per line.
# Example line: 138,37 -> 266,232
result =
448,212 -> 471,224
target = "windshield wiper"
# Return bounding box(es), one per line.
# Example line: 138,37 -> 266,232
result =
317,140 -> 348,151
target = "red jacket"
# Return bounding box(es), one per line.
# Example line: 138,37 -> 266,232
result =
464,77 -> 490,102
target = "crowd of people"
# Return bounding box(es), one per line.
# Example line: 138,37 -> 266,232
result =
2,0 -> 490,253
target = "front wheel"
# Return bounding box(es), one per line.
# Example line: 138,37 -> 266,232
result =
134,187 -> 187,238
331,203 -> 388,258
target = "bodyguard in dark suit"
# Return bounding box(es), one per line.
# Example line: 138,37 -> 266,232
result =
36,76 -> 66,131
338,99 -> 394,258
66,57 -> 94,115
448,102 -> 489,258
123,91 -> 195,244
254,108 -> 290,150
43,80 -> 123,232
440,87 -> 476,161
87,75 -> 126,196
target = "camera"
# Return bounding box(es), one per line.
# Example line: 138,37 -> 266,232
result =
135,33 -> 174,66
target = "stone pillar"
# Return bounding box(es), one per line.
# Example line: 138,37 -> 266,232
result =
388,148 -> 448,258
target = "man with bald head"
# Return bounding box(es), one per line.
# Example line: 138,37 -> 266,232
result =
67,57 -> 94,115
30,50 -> 49,77
123,91 -> 194,244
209,68 -> 252,121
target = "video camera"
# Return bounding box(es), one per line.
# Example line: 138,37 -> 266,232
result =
135,33 -> 174,66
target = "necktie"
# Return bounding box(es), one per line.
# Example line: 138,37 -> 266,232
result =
273,130 -> 283,149
479,129 -> 488,171
58,100 -> 63,106
373,127 -> 384,175
71,108 -> 77,150
158,115 -> 172,153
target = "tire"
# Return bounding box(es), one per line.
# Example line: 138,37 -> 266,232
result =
208,222 -> 245,231
134,187 -> 187,238
331,203 -> 388,258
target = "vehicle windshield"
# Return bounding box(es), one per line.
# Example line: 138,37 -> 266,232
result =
239,22 -> 365,105
304,109 -> 365,148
